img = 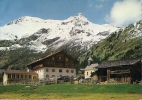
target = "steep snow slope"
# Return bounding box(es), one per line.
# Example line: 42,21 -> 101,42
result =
0,16 -> 61,40
0,13 -> 120,52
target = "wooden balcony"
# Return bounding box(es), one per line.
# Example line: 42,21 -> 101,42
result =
110,70 -> 130,74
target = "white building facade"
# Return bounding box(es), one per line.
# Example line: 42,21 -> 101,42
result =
35,67 -> 76,79
2,70 -> 38,86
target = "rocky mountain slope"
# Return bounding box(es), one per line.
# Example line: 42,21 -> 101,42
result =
78,19 -> 142,68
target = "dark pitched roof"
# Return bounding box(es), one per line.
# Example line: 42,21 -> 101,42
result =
27,50 -> 78,66
4,70 -> 38,75
96,57 -> 142,68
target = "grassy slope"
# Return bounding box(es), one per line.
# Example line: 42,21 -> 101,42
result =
78,27 -> 142,68
0,84 -> 141,99
0,48 -> 44,69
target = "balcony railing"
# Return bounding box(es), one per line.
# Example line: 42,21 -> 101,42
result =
110,70 -> 130,74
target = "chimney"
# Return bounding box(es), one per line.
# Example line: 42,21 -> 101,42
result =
88,57 -> 93,66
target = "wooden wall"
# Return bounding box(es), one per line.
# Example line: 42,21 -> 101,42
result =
97,62 -> 141,83
31,52 -> 77,70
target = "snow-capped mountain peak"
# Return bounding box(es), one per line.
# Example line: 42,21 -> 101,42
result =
62,13 -> 89,26
0,14 -> 120,52
6,16 -> 46,25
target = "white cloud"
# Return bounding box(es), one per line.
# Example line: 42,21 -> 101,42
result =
95,4 -> 103,9
106,0 -> 141,26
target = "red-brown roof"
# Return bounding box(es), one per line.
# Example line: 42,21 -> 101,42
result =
4,70 -> 38,75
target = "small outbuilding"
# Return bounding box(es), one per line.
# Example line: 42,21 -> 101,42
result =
95,58 -> 142,83
84,57 -> 98,79
3,69 -> 38,86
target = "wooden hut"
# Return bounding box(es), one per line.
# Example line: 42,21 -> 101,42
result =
95,58 -> 142,83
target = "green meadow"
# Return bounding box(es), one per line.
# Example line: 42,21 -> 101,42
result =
0,84 -> 141,100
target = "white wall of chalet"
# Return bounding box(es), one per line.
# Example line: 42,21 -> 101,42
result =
3,73 -> 8,86
84,69 -> 94,79
35,67 -> 76,79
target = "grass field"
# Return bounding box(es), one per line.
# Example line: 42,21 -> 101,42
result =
0,84 -> 142,100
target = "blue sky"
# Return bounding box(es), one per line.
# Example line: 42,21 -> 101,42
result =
0,0 -> 141,27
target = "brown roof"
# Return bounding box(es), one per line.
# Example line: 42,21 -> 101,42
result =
96,57 -> 142,68
27,50 -> 78,66
4,70 -> 38,75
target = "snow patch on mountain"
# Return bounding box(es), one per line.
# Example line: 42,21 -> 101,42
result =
0,44 -> 22,51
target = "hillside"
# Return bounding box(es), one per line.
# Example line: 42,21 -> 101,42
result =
78,19 -> 142,68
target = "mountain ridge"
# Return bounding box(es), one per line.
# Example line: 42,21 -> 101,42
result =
0,13 -> 119,52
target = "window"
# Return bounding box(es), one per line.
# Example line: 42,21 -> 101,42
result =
16,75 -> 19,78
8,74 -> 11,78
12,74 -> 15,78
52,75 -> 55,77
46,68 -> 48,72
21,75 -> 23,78
59,69 -> 62,72
58,63 -> 62,66
87,72 -> 88,75
71,63 -> 74,66
52,69 -> 55,72
52,57 -> 54,60
71,70 -> 74,73
29,75 -> 31,79
52,62 -> 55,65
25,75 -> 27,79
66,58 -> 68,61
59,57 -> 61,60
33,76 -> 37,79
46,75 -> 49,78
66,70 -> 69,73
